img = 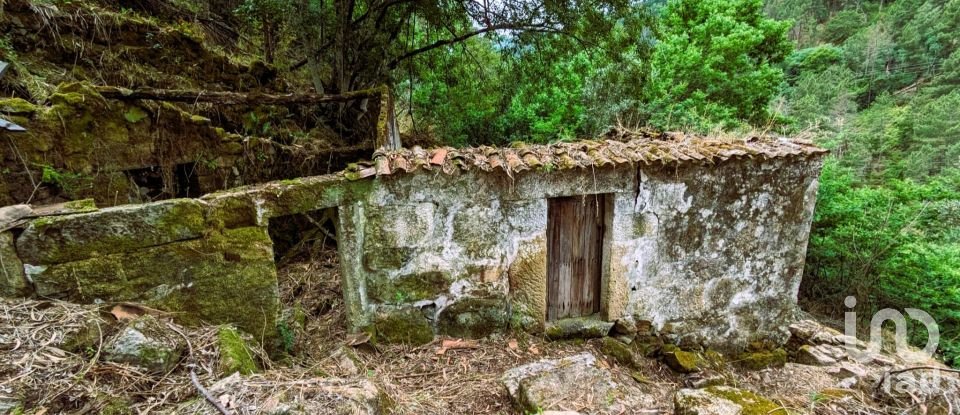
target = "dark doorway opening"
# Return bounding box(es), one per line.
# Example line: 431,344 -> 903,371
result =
546,194 -> 608,321
267,208 -> 339,264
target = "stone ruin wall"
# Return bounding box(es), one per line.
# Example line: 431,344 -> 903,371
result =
0,153 -> 824,351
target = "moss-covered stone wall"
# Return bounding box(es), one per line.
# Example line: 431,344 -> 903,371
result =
4,198 -> 280,341
0,83 -> 247,206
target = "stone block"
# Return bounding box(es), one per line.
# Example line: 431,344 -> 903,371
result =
372,307 -> 434,346
501,353 -> 622,413
103,315 -> 185,373
452,204 -> 503,259
437,297 -> 508,339
674,386 -> 785,415
17,198 -> 206,264
366,271 -> 450,303
0,232 -> 29,297
29,227 -> 279,339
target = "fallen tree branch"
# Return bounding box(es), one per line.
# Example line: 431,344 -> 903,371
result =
190,369 -> 231,415
95,86 -> 381,105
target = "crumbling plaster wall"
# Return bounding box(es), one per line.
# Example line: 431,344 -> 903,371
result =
335,166 -> 637,342
621,157 -> 823,349
339,156 -> 823,350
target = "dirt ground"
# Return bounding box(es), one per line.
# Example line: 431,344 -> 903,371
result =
0,248 -> 953,414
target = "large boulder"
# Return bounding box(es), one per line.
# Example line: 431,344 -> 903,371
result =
0,231 -> 28,297
16,199 -> 206,264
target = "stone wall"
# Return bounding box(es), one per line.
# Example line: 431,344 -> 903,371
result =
337,156 -> 824,350
4,199 -> 279,339
0,151 -> 824,351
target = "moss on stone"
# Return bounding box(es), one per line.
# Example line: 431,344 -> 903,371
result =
737,348 -> 787,370
437,297 -> 508,339
63,198 -> 98,212
702,386 -> 785,415
373,308 -> 434,346
662,347 -> 701,373
217,325 -> 259,375
31,226 -> 279,345
544,317 -> 613,340
633,335 -> 664,357
367,271 -> 450,303
599,337 -> 637,368
17,199 -> 207,264
0,97 -> 38,114
0,232 -> 29,297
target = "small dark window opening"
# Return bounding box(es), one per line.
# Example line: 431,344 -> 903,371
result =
174,163 -> 201,198
268,208 -> 339,264
125,162 -> 201,202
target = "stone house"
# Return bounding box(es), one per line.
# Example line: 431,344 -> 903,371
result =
0,132 -> 826,351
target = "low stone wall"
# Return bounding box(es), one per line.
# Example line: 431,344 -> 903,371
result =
0,148 -> 824,351
0,174 -> 371,341
4,200 -> 277,338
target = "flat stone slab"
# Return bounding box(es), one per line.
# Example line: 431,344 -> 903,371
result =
501,353 -> 623,413
174,372 -> 388,414
544,317 -> 614,340
17,199 -> 206,264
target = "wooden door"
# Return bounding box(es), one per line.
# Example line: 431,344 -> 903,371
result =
547,195 -> 606,321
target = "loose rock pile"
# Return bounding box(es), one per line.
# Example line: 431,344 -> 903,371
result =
499,319 -> 960,414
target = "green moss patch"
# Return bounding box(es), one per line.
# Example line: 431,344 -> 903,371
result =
662,345 -> 701,373
599,337 -> 638,368
373,308 -> 434,346
737,348 -> 787,370
218,326 -> 259,375
367,271 -> 450,304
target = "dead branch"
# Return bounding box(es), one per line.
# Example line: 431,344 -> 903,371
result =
190,369 -> 231,415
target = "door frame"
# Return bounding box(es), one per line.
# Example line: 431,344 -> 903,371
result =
545,193 -> 614,321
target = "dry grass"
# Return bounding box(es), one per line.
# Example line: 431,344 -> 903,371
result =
0,298 -> 249,414
2,248 -> 956,414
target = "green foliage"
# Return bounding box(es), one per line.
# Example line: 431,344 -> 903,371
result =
277,321 -> 295,353
785,45 -> 843,76
805,162 -> 960,365
772,0 -> 960,368
641,0 -> 793,130
123,107 -> 148,123
821,10 -> 866,43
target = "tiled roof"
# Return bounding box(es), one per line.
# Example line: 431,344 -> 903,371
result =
344,130 -> 827,179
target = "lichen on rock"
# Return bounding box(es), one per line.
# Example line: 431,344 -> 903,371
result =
102,315 -> 185,373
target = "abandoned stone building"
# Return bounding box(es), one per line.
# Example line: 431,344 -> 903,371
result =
0,132 -> 826,351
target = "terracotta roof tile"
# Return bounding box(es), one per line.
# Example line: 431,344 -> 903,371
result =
344,130 -> 827,179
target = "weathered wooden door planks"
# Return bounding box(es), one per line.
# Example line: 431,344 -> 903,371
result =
546,195 -> 606,321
